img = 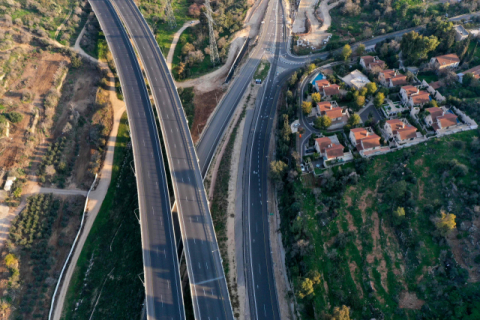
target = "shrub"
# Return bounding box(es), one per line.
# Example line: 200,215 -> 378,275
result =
7,112 -> 23,123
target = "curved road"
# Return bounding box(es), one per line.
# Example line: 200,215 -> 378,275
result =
112,0 -> 235,319
87,1 -> 185,319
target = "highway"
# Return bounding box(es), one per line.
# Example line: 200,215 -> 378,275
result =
111,0 -> 235,319
88,1 -> 185,319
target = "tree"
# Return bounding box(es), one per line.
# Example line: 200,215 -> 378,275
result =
355,95 -> 365,108
289,72 -> 298,86
315,115 -> 332,129
365,82 -> 377,96
387,180 -> 407,201
181,42 -> 195,55
347,114 -> 360,127
302,101 -> 312,114
374,92 -> 385,108
400,31 -> 439,63
307,63 -> 316,74
436,211 -> 456,236
4,254 -> 18,270
331,305 -> 351,320
269,160 -> 287,183
7,112 -> 23,123
426,19 -> 455,53
71,55 -> 83,69
311,92 -> 321,103
355,44 -> 365,56
462,72 -> 476,86
298,278 -> 314,299
281,115 -> 292,142
340,44 -> 352,61
359,87 -> 368,96
393,207 -> 405,225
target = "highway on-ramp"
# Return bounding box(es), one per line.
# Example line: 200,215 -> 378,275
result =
112,0 -> 235,319
88,1 -> 185,319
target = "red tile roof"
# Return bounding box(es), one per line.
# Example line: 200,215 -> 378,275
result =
351,128 -> 369,141
323,84 -> 340,96
380,69 -> 396,81
397,126 -> 417,140
411,91 -> 430,105
323,107 -> 343,119
361,56 -> 385,69
401,85 -> 419,96
429,81 -> 443,89
325,144 -> 345,159
315,137 -> 333,154
386,119 -> 405,131
434,53 -> 460,67
315,79 -> 330,89
390,75 -> 408,86
438,113 -> 458,128
361,135 -> 381,149
317,101 -> 332,113
426,107 -> 444,121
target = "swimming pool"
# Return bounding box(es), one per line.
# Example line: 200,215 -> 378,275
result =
311,72 -> 325,84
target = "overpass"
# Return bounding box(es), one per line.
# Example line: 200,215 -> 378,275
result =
111,0 -> 235,319
88,0 -> 185,319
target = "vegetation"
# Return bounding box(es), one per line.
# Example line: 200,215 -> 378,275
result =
7,194 -> 84,319
315,115 -> 332,130
253,60 -> 271,82
62,113 -> 145,319
178,87 -> 195,128
302,101 -> 312,114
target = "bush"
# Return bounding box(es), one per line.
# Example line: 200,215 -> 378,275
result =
6,112 -> 23,123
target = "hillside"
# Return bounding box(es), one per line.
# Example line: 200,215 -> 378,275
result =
280,130 -> 480,319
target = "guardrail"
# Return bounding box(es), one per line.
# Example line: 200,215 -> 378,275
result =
225,37 -> 250,83
48,174 -> 98,320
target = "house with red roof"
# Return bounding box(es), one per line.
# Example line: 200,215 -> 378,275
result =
349,128 -> 381,151
316,101 -> 350,128
430,53 -> 460,70
425,107 -> 460,132
400,85 -> 430,107
314,79 -> 340,100
378,69 -> 409,87
360,56 -> 385,71
384,119 -> 418,142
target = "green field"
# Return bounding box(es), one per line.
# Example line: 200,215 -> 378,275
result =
253,60 -> 271,81
62,113 -> 145,319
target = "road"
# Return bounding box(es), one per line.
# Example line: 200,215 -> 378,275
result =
112,0 -> 234,319
87,1 -> 185,319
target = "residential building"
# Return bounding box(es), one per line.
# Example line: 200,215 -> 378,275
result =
314,137 -> 345,160
454,25 -> 469,41
349,128 -> 381,151
315,80 -> 340,100
424,107 -> 444,126
422,80 -> 446,102
378,69 -> 409,87
384,119 -> 418,141
400,85 -> 430,107
433,114 -> 459,132
360,56 -> 385,70
430,53 -> 460,70
341,70 -> 370,90
457,65 -> 480,83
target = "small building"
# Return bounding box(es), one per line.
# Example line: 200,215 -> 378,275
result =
314,137 -> 346,161
430,53 -> 460,70
400,85 -> 430,107
422,80 -> 446,102
341,70 -> 370,90
360,56 -> 385,70
3,176 -> 16,192
378,69 -> 408,87
454,25 -> 469,41
349,128 -> 381,151
316,101 -> 350,128
433,113 -> 459,132
424,107 -> 445,126
384,119 -> 418,141
315,80 -> 340,100
457,65 -> 480,83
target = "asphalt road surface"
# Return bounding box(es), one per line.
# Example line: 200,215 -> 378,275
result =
112,0 -> 235,319
88,1 -> 185,319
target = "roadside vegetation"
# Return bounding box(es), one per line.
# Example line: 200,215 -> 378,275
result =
328,0 -> 480,50
178,87 -> 195,128
62,113 -> 145,319
253,60 -> 271,82
0,194 -> 85,319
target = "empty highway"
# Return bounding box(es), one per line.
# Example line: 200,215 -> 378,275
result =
112,0 -> 234,319
87,1 -> 185,319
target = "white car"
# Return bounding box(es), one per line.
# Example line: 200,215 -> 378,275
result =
300,164 -> 305,172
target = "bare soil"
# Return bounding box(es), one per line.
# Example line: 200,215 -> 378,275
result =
191,87 -> 225,143
399,291 -> 425,310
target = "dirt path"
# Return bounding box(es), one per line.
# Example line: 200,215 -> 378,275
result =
54,9 -> 73,40
52,74 -> 126,320
166,20 -> 199,71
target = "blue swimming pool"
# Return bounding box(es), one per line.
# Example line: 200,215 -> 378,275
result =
311,72 -> 325,84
